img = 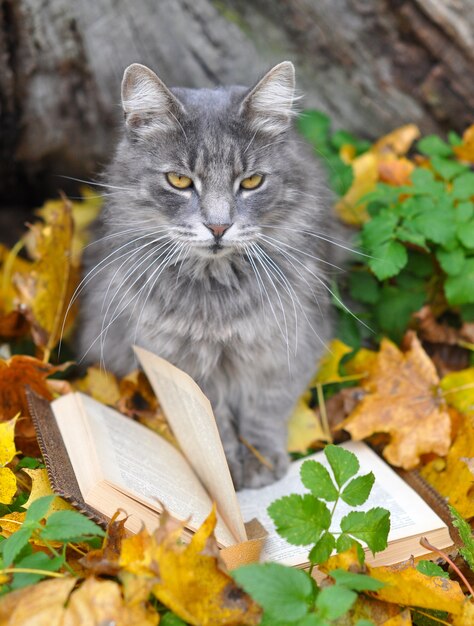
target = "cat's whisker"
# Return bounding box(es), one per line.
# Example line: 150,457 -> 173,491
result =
262,224 -> 373,259
253,243 -> 299,356
132,242 -> 187,346
243,246 -> 266,315
99,241 -> 177,364
100,237 -> 172,315
256,242 -> 330,352
259,233 -> 345,272
252,245 -> 291,366
245,244 -> 287,353
87,241 -> 176,368
56,175 -> 136,193
83,224 -> 169,248
262,238 -> 372,333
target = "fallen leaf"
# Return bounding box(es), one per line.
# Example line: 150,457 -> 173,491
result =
0,243 -> 32,312
335,152 -> 377,225
421,368 -> 474,517
322,548 -> 465,615
35,187 -> 103,264
22,467 -> 75,516
0,310 -> 29,339
372,124 -> 421,156
378,155 -> 414,186
454,124 -> 474,163
61,577 -> 158,626
120,508 -> 261,626
0,416 -> 18,505
0,576 -> 76,626
452,600 -> 474,625
313,339 -> 355,385
343,333 -> 451,469
348,595 -> 412,625
0,511 -> 26,538
345,348 -> 377,378
74,366 -> 121,406
14,197 -> 76,356
414,305 -> 474,346
80,513 -> 127,576
287,398 -> 326,453
0,356 -> 67,453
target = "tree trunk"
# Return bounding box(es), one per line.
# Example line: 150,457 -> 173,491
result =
1,0 -> 473,220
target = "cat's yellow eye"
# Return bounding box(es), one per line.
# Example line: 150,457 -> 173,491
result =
240,174 -> 264,190
166,172 -> 193,189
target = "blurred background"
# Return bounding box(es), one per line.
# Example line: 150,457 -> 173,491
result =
1,0 -> 473,242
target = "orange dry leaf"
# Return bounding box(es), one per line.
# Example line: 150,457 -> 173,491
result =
343,333 -> 451,469
346,596 -> 412,625
120,508 -> 261,626
335,152 -> 377,225
378,155 -> 414,186
454,124 -> 474,163
0,310 -> 29,339
0,355 -> 66,453
371,124 -> 421,156
14,197 -> 76,357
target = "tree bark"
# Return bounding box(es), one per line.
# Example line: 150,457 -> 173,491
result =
1,0 -> 474,215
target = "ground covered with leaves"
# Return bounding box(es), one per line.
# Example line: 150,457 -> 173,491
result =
0,118 -> 473,624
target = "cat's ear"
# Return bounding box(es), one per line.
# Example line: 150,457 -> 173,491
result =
240,61 -> 297,134
121,63 -> 184,136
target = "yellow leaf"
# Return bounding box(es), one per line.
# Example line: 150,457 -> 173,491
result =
343,333 -> 451,469
339,143 -> 356,164
350,596 -> 412,625
120,508 -> 261,626
287,398 -> 326,453
452,600 -> 474,625
441,367 -> 474,416
0,243 -> 32,313
0,468 -> 17,505
313,339 -> 354,385
14,197 -> 76,355
345,347 -> 377,378
454,124 -> 474,163
0,415 -> 17,466
378,155 -> 415,186
0,511 -> 26,538
368,562 -> 465,614
0,577 -> 76,626
372,124 -> 421,156
35,187 -> 103,265
421,411 -> 474,517
22,468 -> 75,516
74,366 -> 121,406
334,152 -> 377,225
61,577 -> 158,626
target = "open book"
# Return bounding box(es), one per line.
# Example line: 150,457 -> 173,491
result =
37,347 -> 451,568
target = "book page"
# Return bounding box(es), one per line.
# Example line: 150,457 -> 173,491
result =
237,440 -> 449,567
53,393 -> 236,547
134,346 -> 247,543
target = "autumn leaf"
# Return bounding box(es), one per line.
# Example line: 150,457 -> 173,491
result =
454,124 -> 474,163
35,186 -> 103,264
14,197 -> 76,357
0,416 -> 18,505
421,368 -> 474,517
0,243 -> 32,313
312,338 -> 356,385
0,356 -> 66,453
335,152 -> 377,225
377,155 -> 415,186
80,513 -> 128,576
343,333 -> 451,469
0,310 -> 29,340
0,577 -> 76,626
372,124 -> 421,156
120,507 -> 261,626
287,398 -> 326,453
22,467 -> 75,516
74,366 -> 121,406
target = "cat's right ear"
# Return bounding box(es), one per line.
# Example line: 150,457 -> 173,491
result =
121,63 -> 184,136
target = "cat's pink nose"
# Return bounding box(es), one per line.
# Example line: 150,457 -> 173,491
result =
206,224 -> 232,238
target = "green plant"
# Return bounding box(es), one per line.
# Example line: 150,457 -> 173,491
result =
0,495 -> 105,593
233,445 -> 389,626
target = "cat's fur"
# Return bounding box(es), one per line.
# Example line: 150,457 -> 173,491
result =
78,61 -> 335,489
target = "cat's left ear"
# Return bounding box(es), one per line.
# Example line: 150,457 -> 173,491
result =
240,61 -> 297,134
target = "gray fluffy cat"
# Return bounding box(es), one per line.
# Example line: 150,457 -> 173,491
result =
78,61 -> 336,489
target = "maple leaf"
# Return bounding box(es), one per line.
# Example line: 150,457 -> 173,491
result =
0,416 -> 18,505
13,197 -> 77,358
313,338 -> 358,385
377,155 -> 414,186
343,333 -> 451,469
0,356 -> 66,454
120,507 -> 262,626
80,513 -> 127,576
22,467 -> 75,516
372,124 -> 421,156
74,366 -> 121,406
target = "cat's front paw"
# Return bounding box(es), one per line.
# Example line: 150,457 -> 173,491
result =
240,446 -> 289,489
